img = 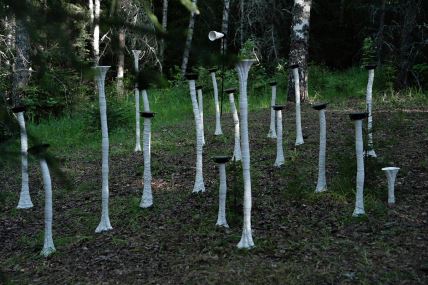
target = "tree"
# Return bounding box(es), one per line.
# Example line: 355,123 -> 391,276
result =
159,0 -> 168,70
221,0 -> 230,52
181,0 -> 198,74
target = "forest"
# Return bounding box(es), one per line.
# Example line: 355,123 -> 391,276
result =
0,0 -> 427,284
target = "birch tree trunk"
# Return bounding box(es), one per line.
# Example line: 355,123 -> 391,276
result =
287,0 -> 312,102
221,0 -> 230,52
181,0 -> 198,74
376,0 -> 386,66
116,28 -> 125,97
240,0 -> 245,46
92,0 -> 101,65
159,0 -> 169,69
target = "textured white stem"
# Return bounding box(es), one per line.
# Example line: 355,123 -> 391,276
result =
216,163 -> 229,228
211,72 -> 223,135
315,109 -> 327,192
236,60 -> 255,249
140,118 -> 153,208
40,159 -> 55,257
189,80 -> 205,193
142,89 -> 150,112
292,68 -> 304,145
229,93 -> 241,161
95,66 -> 113,233
274,110 -> 284,167
383,167 -> 399,205
16,112 -> 32,209
267,86 -> 277,138
353,120 -> 365,216
366,69 -> 376,157
132,50 -> 142,152
197,89 -> 205,145
93,0 -> 100,63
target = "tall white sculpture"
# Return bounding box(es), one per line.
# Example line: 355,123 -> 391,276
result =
186,73 -> 205,193
213,156 -> 231,228
350,112 -> 368,217
273,105 -> 285,167
267,82 -> 277,139
132,50 -> 142,152
382,167 -> 400,206
196,85 -> 205,145
313,103 -> 328,193
236,59 -> 255,249
140,112 -> 155,208
208,68 -> 223,135
94,66 -> 113,233
225,87 -> 241,161
290,64 -> 304,146
365,64 -> 377,158
12,106 -> 32,209
28,144 -> 56,257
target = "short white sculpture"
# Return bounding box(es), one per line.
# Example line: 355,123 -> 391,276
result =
365,64 -> 377,158
273,105 -> 285,167
350,112 -> 368,217
186,73 -> 205,193
208,68 -> 223,135
28,144 -> 56,257
267,82 -> 277,139
12,106 -> 33,209
213,156 -> 231,228
382,167 -> 400,205
140,112 -> 155,208
94,65 -> 113,233
132,50 -> 142,152
236,59 -> 256,249
290,64 -> 304,146
313,103 -> 328,193
196,85 -> 205,145
225,87 -> 241,161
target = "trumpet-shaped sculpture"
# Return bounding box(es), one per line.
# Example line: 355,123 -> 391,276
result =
313,103 -> 328,192
213,156 -> 231,228
382,167 -> 400,205
267,82 -> 277,139
350,112 -> 368,217
208,68 -> 223,135
365,65 -> 377,158
132,50 -> 142,152
273,105 -> 285,167
186,73 -> 205,193
225,88 -> 241,161
94,66 -> 113,233
290,64 -> 304,146
140,112 -> 155,208
236,59 -> 255,249
196,85 -> 205,145
28,144 -> 56,257
12,106 -> 32,209
141,89 -> 150,112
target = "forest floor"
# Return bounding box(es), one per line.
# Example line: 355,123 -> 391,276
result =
0,103 -> 427,284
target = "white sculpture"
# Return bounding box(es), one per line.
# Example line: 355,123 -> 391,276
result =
382,167 -> 400,205
208,68 -> 223,135
132,50 -> 142,152
313,103 -> 328,192
213,156 -> 231,228
290,64 -> 304,146
365,64 -> 377,158
196,85 -> 205,145
225,87 -> 241,161
273,105 -> 285,167
267,82 -> 277,139
140,112 -> 155,208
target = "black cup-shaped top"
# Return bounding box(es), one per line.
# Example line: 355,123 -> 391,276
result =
140,112 -> 156,118
272,105 -> 286,111
289,64 -> 299,69
365,64 -> 377,70
349,112 -> 368,121
312,103 -> 328,110
185,73 -> 198,80
269,81 -> 277,86
208,67 -> 218,73
11,105 -> 26,113
196,85 -> 203,90
28,144 -> 50,157
225,87 -> 237,94
212,156 -> 231,164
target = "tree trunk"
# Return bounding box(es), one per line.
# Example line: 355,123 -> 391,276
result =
1,16 -> 15,69
40,158 -> 56,257
221,0 -> 230,53
181,0 -> 198,74
287,0 -> 312,102
12,19 -> 30,106
376,0 -> 386,66
159,0 -> 168,71
240,0 -> 245,46
92,0 -> 101,65
116,28 -> 125,97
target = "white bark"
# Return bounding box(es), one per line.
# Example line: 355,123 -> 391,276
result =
142,89 -> 150,112
94,66 -> 113,233
159,0 -> 169,66
140,117 -> 153,208
211,72 -> 223,135
267,85 -> 277,138
216,163 -> 229,228
315,109 -> 327,192
40,159 -> 55,257
292,67 -> 304,145
382,167 -> 400,205
181,0 -> 198,74
197,88 -> 205,145
229,93 -> 241,161
188,80 -> 205,193
236,60 -> 255,249
221,0 -> 230,52
274,109 -> 285,167
16,112 -> 32,209
93,0 -> 100,64
366,69 -> 377,157
353,120 -> 365,217
132,50 -> 142,152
